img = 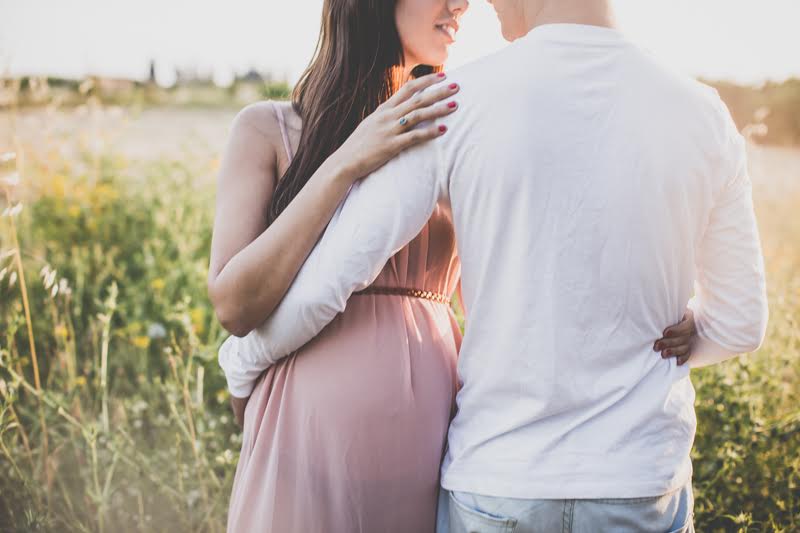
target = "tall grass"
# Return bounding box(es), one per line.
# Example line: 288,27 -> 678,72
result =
0,82 -> 798,532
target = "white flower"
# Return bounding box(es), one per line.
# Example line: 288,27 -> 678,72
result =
147,322 -> 167,339
1,202 -> 23,217
0,172 -> 19,187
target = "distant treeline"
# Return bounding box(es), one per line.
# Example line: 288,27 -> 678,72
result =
3,76 -> 799,145
707,78 -> 800,146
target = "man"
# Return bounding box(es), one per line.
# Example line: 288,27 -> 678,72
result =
219,0 -> 768,530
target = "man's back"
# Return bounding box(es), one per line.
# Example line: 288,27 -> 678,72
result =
436,23 -> 767,498
218,21 -> 767,503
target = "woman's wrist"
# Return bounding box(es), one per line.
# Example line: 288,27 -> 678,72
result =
322,153 -> 359,187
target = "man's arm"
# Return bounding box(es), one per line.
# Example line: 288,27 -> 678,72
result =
688,98 -> 769,368
219,139 -> 448,397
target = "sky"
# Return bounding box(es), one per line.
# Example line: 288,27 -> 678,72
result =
0,0 -> 798,86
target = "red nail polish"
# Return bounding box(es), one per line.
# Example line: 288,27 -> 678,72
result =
449,83 -> 458,90
437,72 -> 446,78
439,125 -> 447,133
447,101 -> 457,108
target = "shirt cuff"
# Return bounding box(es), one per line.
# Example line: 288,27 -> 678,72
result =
218,335 -> 257,398
686,297 -> 738,368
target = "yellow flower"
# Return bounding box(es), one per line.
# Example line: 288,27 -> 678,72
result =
54,324 -> 68,338
216,389 -> 228,404
190,307 -> 205,334
50,174 -> 67,198
75,376 -> 87,387
132,336 -> 150,349
150,278 -> 166,291
67,205 -> 81,218
93,184 -> 119,203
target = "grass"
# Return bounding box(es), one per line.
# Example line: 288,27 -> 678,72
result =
0,91 -> 798,532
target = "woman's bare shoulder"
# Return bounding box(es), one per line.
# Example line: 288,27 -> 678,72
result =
231,100 -> 283,139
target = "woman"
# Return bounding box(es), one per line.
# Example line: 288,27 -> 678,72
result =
207,0 -> 697,531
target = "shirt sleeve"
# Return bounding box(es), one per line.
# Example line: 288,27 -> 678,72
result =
687,95 -> 769,368
218,137 -> 448,397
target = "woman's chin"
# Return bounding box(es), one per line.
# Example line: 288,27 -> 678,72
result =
422,49 -> 449,68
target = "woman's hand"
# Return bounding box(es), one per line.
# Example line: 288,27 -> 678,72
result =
654,308 -> 697,366
329,71 -> 460,181
230,395 -> 249,428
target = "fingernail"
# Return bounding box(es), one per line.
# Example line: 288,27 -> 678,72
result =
665,350 -> 672,357
654,343 -> 661,351
447,101 -> 457,109
438,72 -> 446,78
439,125 -> 447,133
449,83 -> 458,90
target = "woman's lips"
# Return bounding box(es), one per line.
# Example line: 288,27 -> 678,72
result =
436,24 -> 456,43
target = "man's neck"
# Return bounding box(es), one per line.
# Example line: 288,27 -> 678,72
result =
523,0 -> 617,36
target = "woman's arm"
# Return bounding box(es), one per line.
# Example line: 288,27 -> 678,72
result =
208,73 -> 460,337
207,101 -> 353,337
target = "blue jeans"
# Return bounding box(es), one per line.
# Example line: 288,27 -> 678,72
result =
436,481 -> 694,533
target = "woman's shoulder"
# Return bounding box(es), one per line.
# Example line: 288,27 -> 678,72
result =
230,100 -> 283,139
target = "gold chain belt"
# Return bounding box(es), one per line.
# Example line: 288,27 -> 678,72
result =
353,286 -> 450,304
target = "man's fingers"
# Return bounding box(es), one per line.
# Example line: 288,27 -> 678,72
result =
661,344 -> 690,358
654,335 -> 690,351
662,319 -> 695,339
677,354 -> 691,366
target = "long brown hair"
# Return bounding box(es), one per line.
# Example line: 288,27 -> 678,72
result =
267,0 -> 440,225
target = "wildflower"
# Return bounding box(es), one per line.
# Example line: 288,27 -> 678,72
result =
1,202 -> 23,217
132,336 -> 150,349
150,278 -> 166,291
186,489 -> 201,508
55,325 -> 68,338
0,172 -> 19,187
58,278 -> 72,296
50,174 -> 67,198
42,267 -> 57,289
190,307 -> 205,334
75,376 -> 87,387
147,322 -> 167,339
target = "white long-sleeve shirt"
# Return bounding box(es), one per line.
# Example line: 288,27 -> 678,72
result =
219,23 -> 768,498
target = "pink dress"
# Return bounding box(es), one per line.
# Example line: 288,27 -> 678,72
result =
226,102 -> 462,533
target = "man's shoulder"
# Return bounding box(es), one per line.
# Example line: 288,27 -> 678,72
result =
444,42 -> 519,91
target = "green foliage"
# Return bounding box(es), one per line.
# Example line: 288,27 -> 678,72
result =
261,81 -> 292,101
0,133 -> 236,532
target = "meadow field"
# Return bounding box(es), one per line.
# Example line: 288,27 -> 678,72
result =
0,101 -> 798,532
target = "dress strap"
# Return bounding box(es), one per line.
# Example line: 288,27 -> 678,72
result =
270,100 -> 294,163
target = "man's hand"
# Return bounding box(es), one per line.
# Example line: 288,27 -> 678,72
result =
654,308 -> 697,366
230,395 -> 250,428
